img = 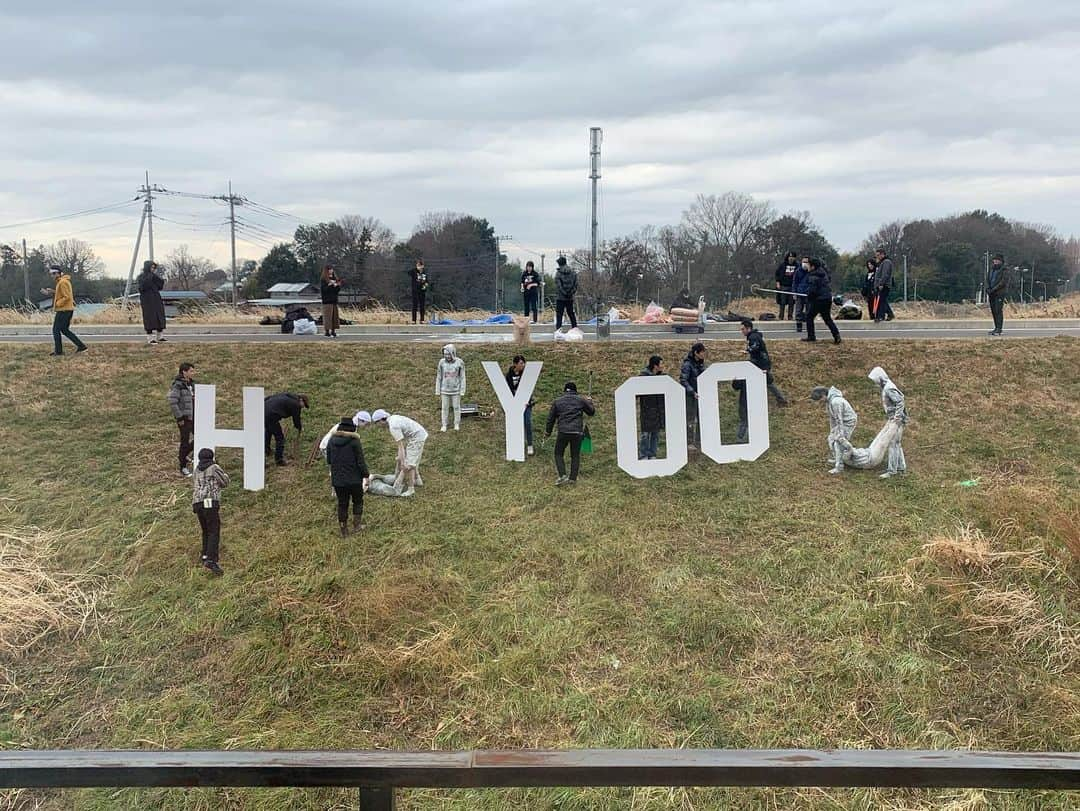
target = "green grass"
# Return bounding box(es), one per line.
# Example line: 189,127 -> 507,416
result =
1,338 -> 1078,810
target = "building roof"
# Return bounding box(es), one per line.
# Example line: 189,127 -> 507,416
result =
246,297 -> 322,306
268,282 -> 316,294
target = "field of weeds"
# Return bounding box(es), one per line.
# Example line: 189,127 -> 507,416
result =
0,337 -> 1077,809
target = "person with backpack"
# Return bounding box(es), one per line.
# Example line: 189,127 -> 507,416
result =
521,260 -> 541,323
987,253 -> 1009,335
409,259 -> 429,324
435,343 -> 466,432
137,260 -> 167,344
553,256 -> 578,330
545,381 -> 595,485
505,354 -> 536,456
638,355 -> 666,459
774,251 -> 798,320
802,258 -> 841,344
326,416 -> 370,536
320,264 -> 342,338
192,448 -> 229,576
166,362 -> 197,476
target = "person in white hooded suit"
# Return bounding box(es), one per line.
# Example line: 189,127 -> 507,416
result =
435,343 -> 466,432
867,366 -> 908,478
811,385 -> 858,474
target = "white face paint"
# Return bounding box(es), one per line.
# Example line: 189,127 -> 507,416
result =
193,384 -> 266,491
482,360 -> 542,462
696,362 -> 770,463
614,374 -> 688,478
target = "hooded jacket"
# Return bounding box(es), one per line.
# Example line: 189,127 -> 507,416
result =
988,262 -> 1009,296
874,257 -> 895,289
137,266 -> 166,332
167,375 -> 195,420
868,367 -> 907,423
792,264 -> 810,295
435,344 -> 466,395
679,351 -> 705,397
505,366 -> 536,407
265,392 -> 305,430
825,386 -> 858,437
326,429 -> 369,487
521,267 -> 541,293
744,328 -> 771,371
638,368 -> 666,432
52,274 -> 75,311
775,260 -> 798,289
554,265 -> 577,301
806,266 -> 833,301
545,392 -> 595,436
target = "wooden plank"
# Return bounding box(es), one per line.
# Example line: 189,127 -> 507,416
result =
0,749 -> 1076,791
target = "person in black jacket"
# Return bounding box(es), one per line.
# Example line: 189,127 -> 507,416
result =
320,264 -> 342,338
679,342 -> 707,449
520,261 -> 541,323
638,355 -> 666,459
774,251 -> 798,320
326,417 -> 369,536
553,256 -> 578,329
987,253 -> 1009,335
872,248 -> 895,322
137,260 -> 167,344
264,392 -> 309,465
739,319 -> 787,405
802,259 -> 841,344
409,259 -> 428,324
505,354 -> 536,456
861,258 -> 877,315
545,381 -> 595,484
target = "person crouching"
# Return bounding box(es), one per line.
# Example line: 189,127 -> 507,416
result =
192,448 -> 229,576
326,416 -> 369,536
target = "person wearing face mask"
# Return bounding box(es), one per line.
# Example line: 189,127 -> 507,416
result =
435,343 -> 466,431
987,253 -> 1009,335
505,354 -> 536,456
520,261 -> 541,324
774,251 -> 798,320
792,256 -> 811,332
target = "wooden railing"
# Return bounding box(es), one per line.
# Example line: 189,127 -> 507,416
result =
1,749 -> 1077,809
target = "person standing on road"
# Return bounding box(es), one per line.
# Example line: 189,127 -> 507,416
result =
137,260 -> 167,344
679,342 -> 707,450
553,256 -> 578,330
264,392 -> 309,466
638,355 -> 666,459
521,261 -> 541,324
43,265 -> 87,356
811,385 -> 858,474
793,256 -> 811,332
987,253 -> 1009,336
320,264 -> 342,338
545,381 -> 595,485
868,366 -> 908,478
326,416 -> 369,536
802,258 -> 842,344
872,248 -> 896,322
167,362 -> 197,477
192,448 -> 229,576
410,259 -> 428,324
774,251 -> 798,321
435,343 -> 466,432
371,409 -> 428,497
506,354 -> 536,456
861,258 -> 878,317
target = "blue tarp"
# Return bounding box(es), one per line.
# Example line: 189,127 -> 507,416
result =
427,313 -> 516,326
582,316 -> 630,325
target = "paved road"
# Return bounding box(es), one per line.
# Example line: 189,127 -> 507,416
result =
1,325 -> 1077,345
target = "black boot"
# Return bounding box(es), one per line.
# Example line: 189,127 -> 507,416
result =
339,522 -> 350,538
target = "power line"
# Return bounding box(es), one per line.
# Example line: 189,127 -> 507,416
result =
0,198 -> 140,231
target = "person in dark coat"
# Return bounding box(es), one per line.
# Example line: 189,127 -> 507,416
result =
679,342 -> 707,449
520,261 -> 541,323
553,256 -> 578,329
774,251 -> 798,320
320,264 -> 342,338
739,319 -> 788,405
166,362 -> 197,476
872,248 -> 895,322
544,381 -> 595,484
264,392 -> 309,465
409,259 -> 428,324
505,354 -> 536,456
792,255 -> 811,332
861,258 -> 878,315
987,253 -> 1009,335
137,260 -> 167,344
803,258 -> 841,344
326,417 -> 369,536
638,355 -> 666,459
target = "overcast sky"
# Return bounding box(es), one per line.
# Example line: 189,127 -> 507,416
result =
2,0 -> 1079,276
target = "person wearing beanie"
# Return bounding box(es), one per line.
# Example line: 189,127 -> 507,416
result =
137,260 -> 167,344
166,362 -> 197,476
544,381 -> 595,485
435,343 -> 466,431
326,416 -> 369,536
553,255 -> 578,330
521,260 -> 541,324
811,385 -> 858,473
987,253 -> 1009,335
192,448 -> 229,575
42,265 -> 87,356
774,251 -> 798,320
868,366 -> 908,478
372,409 -> 427,496
264,392 -> 309,466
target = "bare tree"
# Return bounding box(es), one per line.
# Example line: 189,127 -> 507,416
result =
681,192 -> 775,255
859,220 -> 907,258
165,245 -> 215,291
338,215 -> 395,256
45,238 -> 105,278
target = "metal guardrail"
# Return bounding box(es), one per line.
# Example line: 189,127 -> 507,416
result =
1,749 -> 1077,809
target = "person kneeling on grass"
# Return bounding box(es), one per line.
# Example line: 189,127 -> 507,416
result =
545,381 -> 595,485
326,416 -> 369,536
811,385 -> 858,474
371,409 -> 427,497
192,448 -> 229,576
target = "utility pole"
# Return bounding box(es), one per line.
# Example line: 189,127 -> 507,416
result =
903,254 -> 908,303
210,183 -> 243,308
540,253 -> 545,322
494,234 -> 512,312
122,206 -> 147,305
125,174 -> 162,302
144,170 -> 155,263
22,238 -> 29,304
686,259 -> 693,292
589,127 -> 602,281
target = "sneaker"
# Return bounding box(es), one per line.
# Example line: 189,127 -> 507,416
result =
566,478 -> 577,486
526,445 -> 534,456
203,560 -> 224,576
401,488 -> 415,497
146,336 -> 157,344
75,346 -> 87,353
833,336 -> 842,344
440,425 -> 447,433
49,351 -> 62,356
555,475 -> 569,486
885,314 -> 894,322
180,467 -> 193,477
157,336 -> 167,342
801,338 -> 816,342
879,471 -> 895,479
828,467 -> 843,474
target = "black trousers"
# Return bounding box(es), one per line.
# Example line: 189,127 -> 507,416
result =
52,310 -> 86,354
555,299 -> 577,329
334,484 -> 364,523
989,294 -> 1005,332
554,433 -> 583,480
178,417 -> 194,470
194,503 -> 221,562
805,299 -> 840,341
776,290 -> 793,320
524,288 -> 539,321
411,290 -> 426,322
875,286 -> 894,320
265,418 -> 286,461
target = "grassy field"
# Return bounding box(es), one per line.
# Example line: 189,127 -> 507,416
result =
0,337 -> 1077,810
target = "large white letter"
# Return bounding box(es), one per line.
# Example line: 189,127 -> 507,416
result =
697,362 -> 770,463
193,384 -> 266,491
483,361 -> 542,461
614,375 -> 688,478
